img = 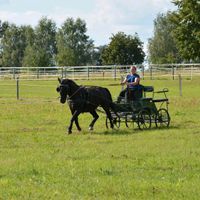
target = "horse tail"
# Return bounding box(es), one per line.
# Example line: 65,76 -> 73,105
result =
104,87 -> 113,102
104,88 -> 119,117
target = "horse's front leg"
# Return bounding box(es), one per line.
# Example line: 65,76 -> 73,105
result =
68,110 -> 81,134
71,110 -> 81,131
89,110 -> 99,130
75,117 -> 81,131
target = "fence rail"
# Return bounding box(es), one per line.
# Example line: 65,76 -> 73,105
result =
1,63 -> 200,100
0,64 -> 200,80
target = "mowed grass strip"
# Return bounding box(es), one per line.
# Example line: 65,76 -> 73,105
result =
0,78 -> 200,199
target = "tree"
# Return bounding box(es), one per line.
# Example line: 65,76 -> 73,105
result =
56,18 -> 94,66
91,45 -> 107,66
101,32 -> 145,65
171,0 -> 200,61
23,45 -> 51,67
0,20 -> 9,67
23,17 -> 57,67
22,26 -> 36,67
1,24 -> 28,67
0,20 -> 9,38
148,12 -> 181,64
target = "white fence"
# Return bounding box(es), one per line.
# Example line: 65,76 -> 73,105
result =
0,64 -> 200,80
0,65 -> 128,80
148,63 -> 200,80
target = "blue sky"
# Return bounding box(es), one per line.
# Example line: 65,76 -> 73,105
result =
0,0 -> 176,51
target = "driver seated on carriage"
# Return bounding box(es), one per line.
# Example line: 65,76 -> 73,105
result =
117,65 -> 143,103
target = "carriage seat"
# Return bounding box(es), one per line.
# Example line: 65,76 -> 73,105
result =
141,86 -> 154,101
126,85 -> 154,101
143,86 -> 154,92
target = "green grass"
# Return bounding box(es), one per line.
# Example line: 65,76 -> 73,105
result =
0,78 -> 200,199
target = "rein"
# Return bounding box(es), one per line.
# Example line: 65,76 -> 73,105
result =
61,85 -> 84,100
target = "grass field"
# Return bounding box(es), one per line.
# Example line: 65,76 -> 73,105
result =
0,78 -> 200,199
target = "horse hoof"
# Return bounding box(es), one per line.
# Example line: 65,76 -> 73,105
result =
67,130 -> 72,134
89,126 -> 93,131
78,128 -> 82,131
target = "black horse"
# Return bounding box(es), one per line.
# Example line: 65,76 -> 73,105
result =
56,78 -> 116,134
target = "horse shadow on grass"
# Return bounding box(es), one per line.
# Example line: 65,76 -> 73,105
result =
95,125 -> 180,136
96,128 -> 145,136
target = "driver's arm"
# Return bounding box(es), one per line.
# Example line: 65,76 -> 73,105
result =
127,77 -> 140,86
121,77 -> 127,85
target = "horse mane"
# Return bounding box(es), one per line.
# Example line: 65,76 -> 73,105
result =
62,79 -> 79,87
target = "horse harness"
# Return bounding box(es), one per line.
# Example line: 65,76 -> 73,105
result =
59,84 -> 110,113
60,84 -> 92,108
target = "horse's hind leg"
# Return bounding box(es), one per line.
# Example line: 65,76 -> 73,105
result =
75,117 -> 81,131
103,108 -> 114,129
89,110 -> 99,130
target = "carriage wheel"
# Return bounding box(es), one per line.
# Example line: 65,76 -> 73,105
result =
155,108 -> 170,128
125,114 -> 135,128
106,116 -> 120,129
137,110 -> 151,130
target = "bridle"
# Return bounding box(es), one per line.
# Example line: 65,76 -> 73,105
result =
58,84 -> 84,100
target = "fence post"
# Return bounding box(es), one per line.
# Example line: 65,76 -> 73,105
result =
44,68 -> 46,78
87,67 -> 89,80
16,77 -> 19,100
37,68 -> 39,79
142,65 -> 145,80
64,67 -> 67,78
190,65 -> 193,80
179,74 -> 182,96
61,67 -> 64,79
150,66 -> 153,80
113,65 -> 117,80
73,67 -> 75,79
13,68 -> 16,79
121,75 -> 124,91
172,66 -> 175,80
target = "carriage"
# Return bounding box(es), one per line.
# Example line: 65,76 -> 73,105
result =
57,78 -> 171,134
106,86 -> 170,130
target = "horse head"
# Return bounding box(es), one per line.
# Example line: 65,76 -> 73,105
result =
57,78 -> 79,104
56,78 -> 70,104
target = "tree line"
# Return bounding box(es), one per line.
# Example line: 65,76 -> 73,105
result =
0,0 -> 199,67
148,0 -> 200,64
0,17 -> 145,67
